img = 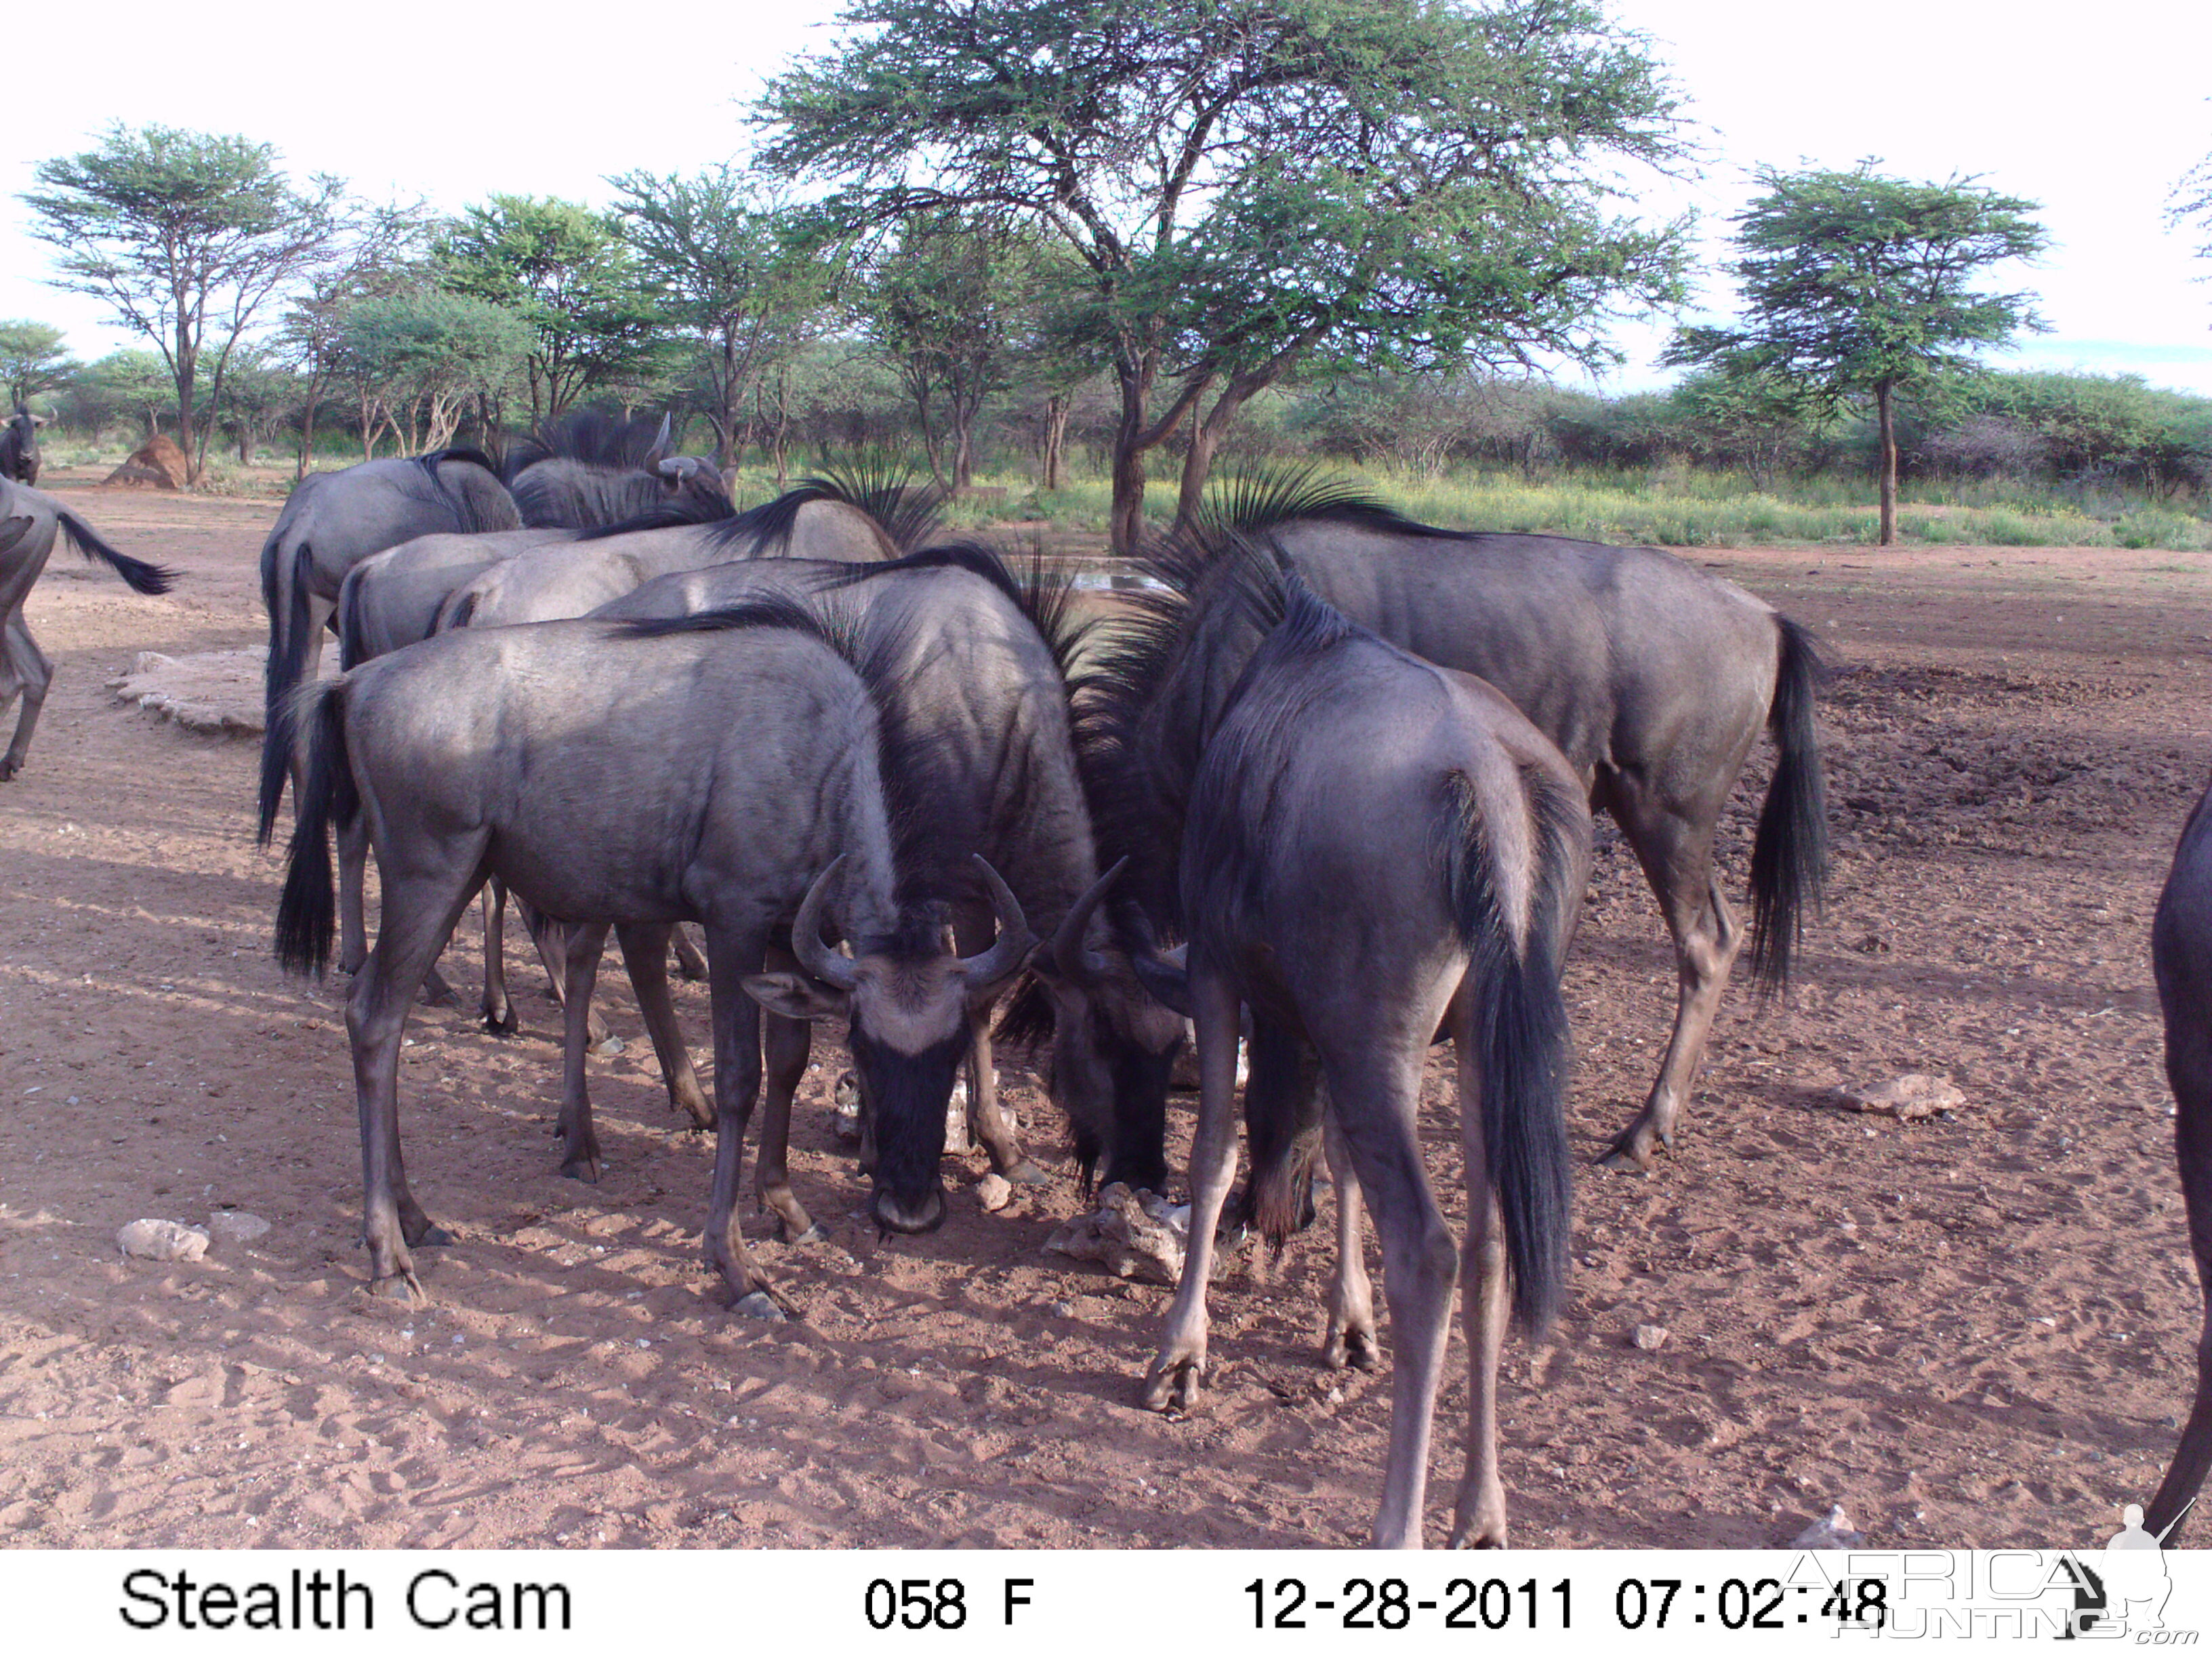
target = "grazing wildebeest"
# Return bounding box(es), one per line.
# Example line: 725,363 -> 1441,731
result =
1,410 -> 45,485
272,598 -> 1032,1305
501,410 -> 731,529
1101,556 -> 1589,1548
571,546 -> 1185,1212
2146,781 -> 2212,1543
1149,474 -> 1828,1173
0,480 -> 176,781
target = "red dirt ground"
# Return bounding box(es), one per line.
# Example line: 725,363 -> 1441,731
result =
2,479 -> 2208,1549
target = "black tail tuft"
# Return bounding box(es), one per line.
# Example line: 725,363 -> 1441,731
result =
1748,615 -> 1832,1000
58,510 -> 176,595
1443,769 -> 1575,1335
274,685 -> 354,978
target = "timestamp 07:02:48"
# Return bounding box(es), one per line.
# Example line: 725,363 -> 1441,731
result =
1246,1576 -> 1893,1632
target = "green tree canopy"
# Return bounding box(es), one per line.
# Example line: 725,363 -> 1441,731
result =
333,291 -> 533,454
758,0 -> 1689,549
20,124 -> 344,482
1665,161 -> 2048,544
437,194 -> 674,422
607,167 -> 830,468
0,321 -> 81,412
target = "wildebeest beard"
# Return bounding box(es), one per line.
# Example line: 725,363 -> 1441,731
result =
851,1024 -> 969,1221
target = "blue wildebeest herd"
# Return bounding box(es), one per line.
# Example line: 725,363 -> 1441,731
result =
12,408 -> 2212,1547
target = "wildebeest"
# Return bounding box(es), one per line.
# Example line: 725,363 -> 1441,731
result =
255,449 -> 520,840
2146,781 -> 2212,1543
256,418 -> 732,845
1148,474 -> 1826,1173
0,480 -> 176,781
577,546 -> 1185,1213
1,409 -> 45,486
500,410 -> 730,529
272,598 -> 1032,1305
1103,555 -> 1589,1548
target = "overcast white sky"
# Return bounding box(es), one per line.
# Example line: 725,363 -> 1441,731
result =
4,0 -> 2209,393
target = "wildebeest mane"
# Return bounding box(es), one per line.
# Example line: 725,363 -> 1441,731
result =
571,497 -> 737,541
688,483 -> 839,558
617,595 -> 965,908
1200,460 -> 1462,544
1073,524 -> 1289,937
806,457 -> 943,554
501,410 -> 668,478
822,540 -> 1097,684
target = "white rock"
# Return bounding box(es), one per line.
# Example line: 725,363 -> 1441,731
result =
1819,1073 -> 1963,1120
1789,1504 -> 1866,1549
1042,1183 -> 1229,1285
1633,1324 -> 1670,1351
117,1218 -> 210,1261
977,1173 -> 1014,1212
207,1210 -> 270,1246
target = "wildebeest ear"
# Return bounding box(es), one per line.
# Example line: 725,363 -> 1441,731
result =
0,516 -> 32,554
742,970 -> 850,1023
29,414 -> 48,427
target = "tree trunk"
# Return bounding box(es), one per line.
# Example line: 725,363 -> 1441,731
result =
1040,393 -> 1069,492
1107,358 -> 1208,556
1876,380 -> 1898,547
296,375 -> 323,481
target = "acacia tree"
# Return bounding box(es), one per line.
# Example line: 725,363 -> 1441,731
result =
333,291 -> 531,455
854,213 -> 1065,488
1665,163 -> 2048,546
278,200 -> 428,476
437,195 -> 674,422
22,125 -> 343,483
758,0 -> 1689,551
0,321 -> 80,411
607,166 -> 828,470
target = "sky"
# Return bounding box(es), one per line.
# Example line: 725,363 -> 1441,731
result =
3,0 -> 2209,395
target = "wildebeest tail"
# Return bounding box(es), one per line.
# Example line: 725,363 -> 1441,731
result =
1244,1033 -> 1325,1248
256,541 -> 319,845
1748,614 -> 1832,998
1443,765 -> 1576,1335
274,683 -> 355,978
57,509 -> 176,595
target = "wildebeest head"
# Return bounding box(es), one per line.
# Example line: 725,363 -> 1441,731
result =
653,453 -> 733,517
0,409 -> 44,485
1006,860 -> 1189,1195
745,853 -> 1034,1234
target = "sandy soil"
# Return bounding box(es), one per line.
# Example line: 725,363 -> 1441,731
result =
3,476 -> 2209,1551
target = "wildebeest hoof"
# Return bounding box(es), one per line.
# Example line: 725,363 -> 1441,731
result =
1447,1505 -> 1509,1549
421,975 -> 460,1010
401,1215 -> 453,1247
1324,1325 -> 1380,1371
998,1159 -> 1052,1187
480,1007 -> 518,1037
559,1150 -> 603,1185
1141,1351 -> 1206,1413
733,1290 -> 789,1322
366,1272 -> 426,1303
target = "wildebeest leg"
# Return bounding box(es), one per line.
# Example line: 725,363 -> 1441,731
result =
0,615 -> 52,782
954,908 -> 1044,1184
477,879 -> 517,1034
671,924 -> 708,982
2149,887 -> 2212,1542
521,900 -> 610,1045
1143,966 -> 1242,1412
1596,786 -> 1742,1172
556,922 -> 611,1183
1319,1038 -> 1458,1549
336,807 -> 371,975
756,1007 -> 820,1242
347,853 -> 483,1300
616,922 -> 712,1129
701,924 -> 792,1315
1446,1013 -> 1515,1549
1321,1118 -> 1380,1371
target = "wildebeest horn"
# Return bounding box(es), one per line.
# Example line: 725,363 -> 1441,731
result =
956,855 -> 1035,988
1124,909 -> 1192,1017
792,856 -> 859,991
649,413 -> 672,462
1052,857 -> 1126,986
